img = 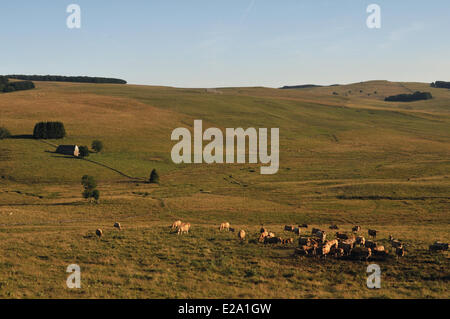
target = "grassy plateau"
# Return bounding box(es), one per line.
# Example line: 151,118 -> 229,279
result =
0,80 -> 448,298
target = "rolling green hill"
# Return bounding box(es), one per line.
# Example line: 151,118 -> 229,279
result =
0,80 -> 448,298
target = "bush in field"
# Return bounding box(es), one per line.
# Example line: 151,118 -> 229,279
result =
81,175 -> 100,202
78,146 -> 90,157
91,140 -> 103,153
0,127 -> 11,140
149,169 -> 160,184
33,121 -> 66,139
385,91 -> 432,102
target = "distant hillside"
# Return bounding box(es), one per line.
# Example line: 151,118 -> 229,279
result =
5,74 -> 127,84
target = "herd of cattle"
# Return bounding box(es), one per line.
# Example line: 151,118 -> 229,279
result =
170,221 -> 449,262
94,221 -> 449,262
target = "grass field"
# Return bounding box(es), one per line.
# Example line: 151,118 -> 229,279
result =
0,80 -> 449,298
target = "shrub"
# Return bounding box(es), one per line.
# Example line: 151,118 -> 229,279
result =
78,146 -> 90,157
385,91 -> 432,102
92,189 -> 100,201
0,127 -> 11,140
149,169 -> 159,184
81,175 -> 97,190
33,121 -> 66,139
81,175 -> 99,202
91,140 -> 103,153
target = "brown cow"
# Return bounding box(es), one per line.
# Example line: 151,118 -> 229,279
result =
339,239 -> 355,255
331,247 -> 345,258
365,240 -> 377,249
258,231 -> 269,242
284,225 -> 295,232
219,222 -> 230,231
171,220 -> 182,230
391,240 -> 403,249
351,247 -> 372,261
298,237 -> 311,246
238,230 -> 246,241
396,246 -> 405,259
264,236 -> 282,244
113,222 -> 122,231
326,239 -> 339,249
356,236 -> 366,246
316,231 -> 327,244
336,232 -> 350,240
177,223 -> 191,235
352,226 -> 361,232
368,229 -> 378,239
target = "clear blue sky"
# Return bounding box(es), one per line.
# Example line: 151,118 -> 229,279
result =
1,0 -> 449,87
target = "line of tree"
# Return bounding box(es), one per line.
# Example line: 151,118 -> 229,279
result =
431,81 -> 450,89
5,74 -> 127,84
0,76 -> 35,93
33,122 -> 66,139
384,91 -> 432,102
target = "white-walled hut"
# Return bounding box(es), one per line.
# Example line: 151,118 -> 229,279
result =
56,145 -> 80,157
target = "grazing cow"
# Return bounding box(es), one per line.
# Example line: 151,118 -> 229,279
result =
351,247 -> 372,261
284,225 -> 295,232
339,239 -> 355,255
316,243 -> 332,258
171,220 -> 182,230
238,230 -> 246,241
259,231 -> 269,242
268,232 -> 276,238
330,247 -> 345,258
96,229 -> 103,238
365,240 -> 377,249
329,225 -> 339,230
396,247 -> 405,259
298,224 -> 308,228
114,222 -> 122,231
391,240 -> 403,249
356,236 -> 366,246
298,237 -> 311,246
295,245 -> 315,256
293,228 -> 301,235
429,242 -> 449,252
315,231 -> 327,244
264,236 -> 282,244
326,239 -> 339,249
352,226 -> 361,232
177,223 -> 191,235
336,232 -> 350,240
219,222 -> 230,231
368,229 -> 378,239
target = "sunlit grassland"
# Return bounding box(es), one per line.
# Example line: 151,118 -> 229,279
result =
0,80 -> 448,298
